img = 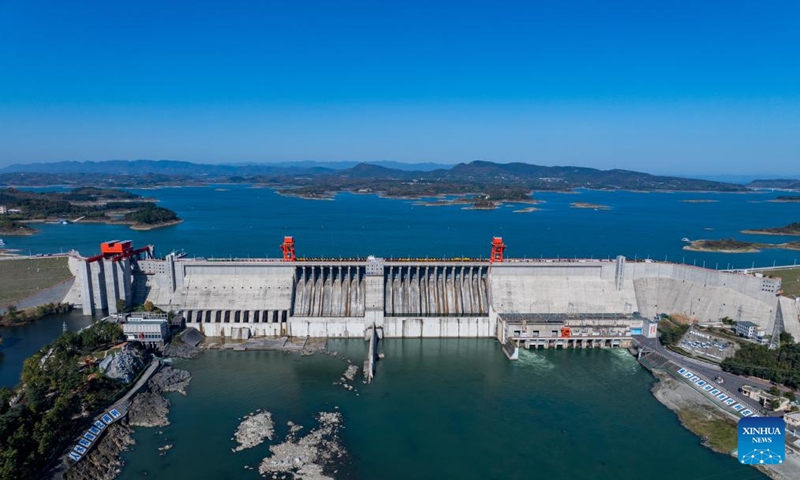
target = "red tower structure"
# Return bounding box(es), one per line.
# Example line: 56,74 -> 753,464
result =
86,240 -> 152,263
281,236 -> 296,261
490,237 -> 506,263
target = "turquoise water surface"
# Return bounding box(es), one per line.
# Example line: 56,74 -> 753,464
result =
1,186 -> 791,478
119,341 -> 762,479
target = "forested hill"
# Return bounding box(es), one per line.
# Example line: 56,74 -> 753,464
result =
429,161 -> 747,191
0,159 -> 749,192
747,179 -> 800,190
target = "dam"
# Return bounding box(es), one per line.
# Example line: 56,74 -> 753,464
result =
57,237 -> 796,357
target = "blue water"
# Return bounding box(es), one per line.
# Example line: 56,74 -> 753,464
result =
4,186 -> 800,270
1,185 -> 790,478
0,311 -> 95,387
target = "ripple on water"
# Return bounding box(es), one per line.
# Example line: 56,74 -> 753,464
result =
514,349 -> 556,371
608,348 -> 641,375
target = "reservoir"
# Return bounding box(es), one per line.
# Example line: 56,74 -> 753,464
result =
6,185 -> 800,267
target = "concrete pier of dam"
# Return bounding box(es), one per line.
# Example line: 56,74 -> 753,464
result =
55,239 -> 798,356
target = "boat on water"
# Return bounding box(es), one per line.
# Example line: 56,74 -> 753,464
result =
681,237 -> 691,243
0,238 -> 6,247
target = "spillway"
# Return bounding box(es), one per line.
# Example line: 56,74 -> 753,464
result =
384,264 -> 489,316
292,265 -> 365,317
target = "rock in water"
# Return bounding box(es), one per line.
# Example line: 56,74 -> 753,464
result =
342,365 -> 359,382
258,412 -> 346,480
128,392 -> 171,427
232,411 -> 275,452
149,366 -> 192,395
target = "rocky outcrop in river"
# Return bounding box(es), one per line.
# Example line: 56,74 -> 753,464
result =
258,412 -> 346,480
128,365 -> 192,427
128,391 -> 171,427
149,366 -> 192,395
232,410 -> 275,452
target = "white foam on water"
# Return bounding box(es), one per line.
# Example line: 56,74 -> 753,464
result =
515,350 -> 556,372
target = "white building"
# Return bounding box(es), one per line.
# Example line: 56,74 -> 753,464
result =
736,320 -> 759,339
121,313 -> 168,347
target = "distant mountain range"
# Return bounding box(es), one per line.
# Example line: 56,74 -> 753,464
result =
746,179 -> 800,190
0,160 -> 449,175
3,159 -> 797,193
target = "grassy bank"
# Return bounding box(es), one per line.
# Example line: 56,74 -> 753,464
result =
650,371 -> 738,455
674,404 -> 738,453
0,257 -> 73,306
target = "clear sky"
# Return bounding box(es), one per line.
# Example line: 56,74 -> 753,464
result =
1,0 -> 798,175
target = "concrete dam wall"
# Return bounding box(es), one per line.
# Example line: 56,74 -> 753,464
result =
71,249 -> 788,341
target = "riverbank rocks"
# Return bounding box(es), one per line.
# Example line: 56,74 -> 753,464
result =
149,365 -> 192,395
128,366 -> 192,427
232,411 -> 275,452
128,392 -> 170,427
64,422 -> 135,480
258,412 -> 346,480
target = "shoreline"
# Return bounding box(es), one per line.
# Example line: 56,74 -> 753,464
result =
644,370 -> 799,479
684,239 -> 800,253
63,365 -> 192,480
128,219 -> 183,230
13,217 -> 183,233
683,245 -> 762,253
741,229 -> 800,237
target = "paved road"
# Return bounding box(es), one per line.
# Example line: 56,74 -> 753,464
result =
634,335 -> 769,413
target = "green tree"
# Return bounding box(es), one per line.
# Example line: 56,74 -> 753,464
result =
0,387 -> 12,416
768,386 -> 780,396
116,298 -> 128,313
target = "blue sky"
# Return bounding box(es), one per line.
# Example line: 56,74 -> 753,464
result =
1,0 -> 798,175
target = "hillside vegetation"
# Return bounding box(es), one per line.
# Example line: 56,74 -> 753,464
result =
0,187 -> 180,232
0,323 -> 129,478
721,332 -> 800,388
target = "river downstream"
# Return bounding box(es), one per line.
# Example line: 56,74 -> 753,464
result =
118,340 -> 761,479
